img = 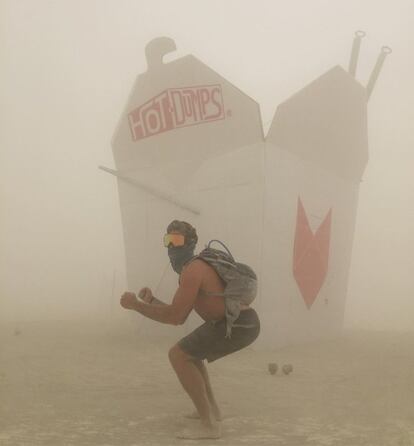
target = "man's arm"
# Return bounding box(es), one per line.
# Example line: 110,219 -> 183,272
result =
120,261 -> 203,325
150,296 -> 166,305
138,287 -> 166,306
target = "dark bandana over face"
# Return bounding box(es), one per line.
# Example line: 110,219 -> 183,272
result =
167,242 -> 196,274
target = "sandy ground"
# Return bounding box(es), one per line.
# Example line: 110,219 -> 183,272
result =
0,319 -> 413,446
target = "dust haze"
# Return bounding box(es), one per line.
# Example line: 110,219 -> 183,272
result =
1,1 -> 413,444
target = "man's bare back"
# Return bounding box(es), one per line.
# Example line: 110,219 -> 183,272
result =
187,259 -> 226,322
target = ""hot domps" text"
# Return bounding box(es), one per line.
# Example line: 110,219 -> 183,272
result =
128,84 -> 225,141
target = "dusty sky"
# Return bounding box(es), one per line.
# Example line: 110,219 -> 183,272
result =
1,0 -> 413,329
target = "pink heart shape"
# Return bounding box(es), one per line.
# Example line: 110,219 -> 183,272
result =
293,197 -> 332,309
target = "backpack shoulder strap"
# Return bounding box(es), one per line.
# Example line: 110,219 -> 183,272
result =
206,240 -> 235,262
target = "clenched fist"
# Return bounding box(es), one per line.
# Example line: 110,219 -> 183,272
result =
138,287 -> 153,303
120,292 -> 139,310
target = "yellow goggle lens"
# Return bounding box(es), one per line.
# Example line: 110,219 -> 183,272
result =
163,233 -> 185,247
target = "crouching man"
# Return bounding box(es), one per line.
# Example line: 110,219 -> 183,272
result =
120,220 -> 260,439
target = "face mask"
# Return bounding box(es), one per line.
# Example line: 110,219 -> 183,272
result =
168,242 -> 196,274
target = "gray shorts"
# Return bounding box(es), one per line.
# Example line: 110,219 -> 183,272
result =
178,308 -> 260,363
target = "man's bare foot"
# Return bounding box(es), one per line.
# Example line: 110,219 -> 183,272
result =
177,422 -> 221,439
184,409 -> 223,422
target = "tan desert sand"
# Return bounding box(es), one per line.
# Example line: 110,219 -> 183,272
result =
1,319 -> 413,446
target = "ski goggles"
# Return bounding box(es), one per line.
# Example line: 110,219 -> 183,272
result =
163,233 -> 185,247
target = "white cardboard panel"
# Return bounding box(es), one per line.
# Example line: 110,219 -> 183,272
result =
112,48 -> 264,174
267,66 -> 368,181
259,144 -> 360,345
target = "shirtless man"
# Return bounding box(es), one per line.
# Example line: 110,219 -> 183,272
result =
120,220 -> 260,439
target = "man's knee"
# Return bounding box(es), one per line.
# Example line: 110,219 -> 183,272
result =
193,358 -> 204,370
169,343 -> 192,365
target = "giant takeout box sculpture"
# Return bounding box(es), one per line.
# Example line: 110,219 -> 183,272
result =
104,34 -> 390,347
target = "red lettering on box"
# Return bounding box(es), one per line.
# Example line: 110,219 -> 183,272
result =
128,84 -> 225,141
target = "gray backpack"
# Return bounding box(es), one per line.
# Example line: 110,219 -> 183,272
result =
196,240 -> 258,337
